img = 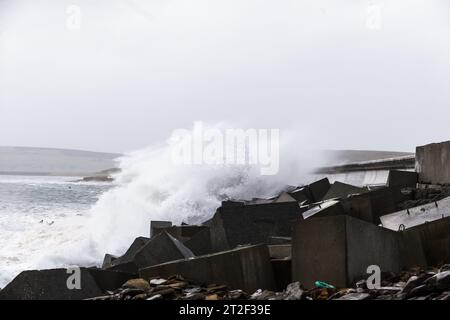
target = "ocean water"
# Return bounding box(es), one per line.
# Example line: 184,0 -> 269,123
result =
0,175 -> 112,288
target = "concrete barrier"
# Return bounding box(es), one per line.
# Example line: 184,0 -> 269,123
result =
139,244 -> 275,293
309,178 -> 331,202
302,186 -> 410,224
107,232 -> 194,273
268,245 -> 291,259
271,259 -> 291,292
0,268 -> 134,300
403,217 -> 450,266
184,227 -> 213,255
209,202 -> 304,252
416,141 -> 450,185
292,215 -> 425,288
322,181 -> 366,201
388,170 -> 418,189
150,221 -> 172,238
381,196 -> 450,230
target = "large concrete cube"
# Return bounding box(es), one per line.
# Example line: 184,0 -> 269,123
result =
403,217 -> 450,266
139,244 -> 275,293
322,181 -> 367,201
292,215 -> 425,288
107,232 -> 194,273
0,268 -> 133,300
416,141 -> 450,185
387,170 -> 418,189
209,202 -> 304,252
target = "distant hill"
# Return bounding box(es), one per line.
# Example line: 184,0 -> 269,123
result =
0,146 -> 121,176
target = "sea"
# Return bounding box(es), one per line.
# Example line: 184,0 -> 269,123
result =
0,175 -> 112,288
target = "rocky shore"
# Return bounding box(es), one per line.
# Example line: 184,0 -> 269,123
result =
1,140 -> 450,300
86,265 -> 450,301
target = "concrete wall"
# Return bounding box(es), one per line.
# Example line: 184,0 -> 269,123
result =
416,141 -> 450,185
139,245 -> 275,293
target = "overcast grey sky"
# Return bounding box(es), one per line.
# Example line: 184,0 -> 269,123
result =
0,0 -> 449,153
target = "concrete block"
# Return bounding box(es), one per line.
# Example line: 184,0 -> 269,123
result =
139,244 -> 275,293
150,221 -> 172,238
273,192 -> 298,203
339,187 -> 411,224
381,196 -> 450,230
302,200 -> 344,220
107,232 -> 194,274
288,187 -> 312,203
271,259 -> 292,292
209,202 -> 304,251
388,170 -> 418,189
267,236 -> 292,245
322,181 -> 366,201
0,268 -> 103,300
86,268 -> 136,292
309,178 -> 331,202
268,244 -> 291,259
164,225 -> 209,242
292,215 -> 425,288
101,254 -> 118,269
302,187 -> 407,225
184,227 -> 213,255
221,200 -> 245,207
403,217 -> 450,266
416,141 -> 450,185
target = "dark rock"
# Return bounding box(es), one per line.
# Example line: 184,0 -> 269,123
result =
122,278 -> 151,291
